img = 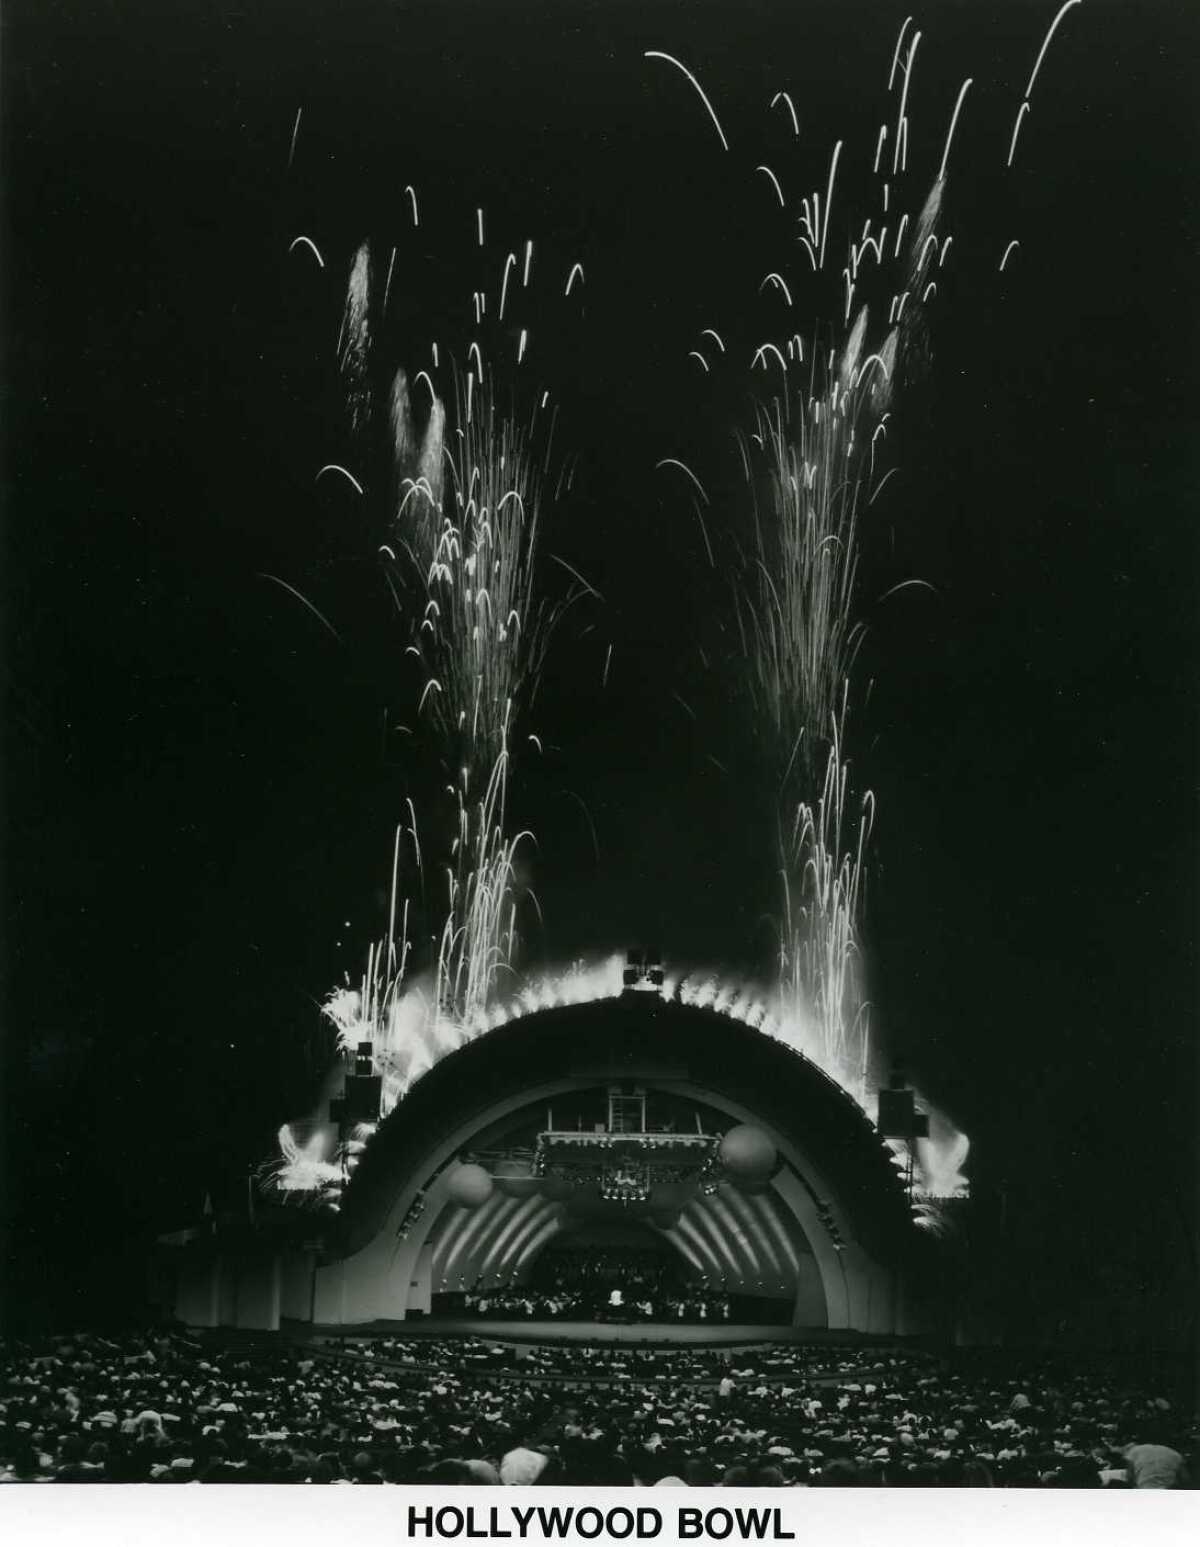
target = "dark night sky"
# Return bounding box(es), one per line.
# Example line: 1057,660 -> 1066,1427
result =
3,1 -> 1197,1328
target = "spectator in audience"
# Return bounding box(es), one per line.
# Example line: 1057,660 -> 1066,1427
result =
1123,1436 -> 1189,1489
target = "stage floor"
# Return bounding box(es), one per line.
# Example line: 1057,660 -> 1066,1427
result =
299,1317 -> 894,1348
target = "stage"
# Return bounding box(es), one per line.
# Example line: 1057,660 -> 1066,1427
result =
293,1317 -> 903,1349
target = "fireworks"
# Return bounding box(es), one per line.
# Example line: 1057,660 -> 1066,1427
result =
655,20 -> 975,1105
339,242 -> 373,436
787,720 -> 876,1097
264,1121 -> 343,1201
391,371 -> 567,784
264,196 -> 590,1199
334,199 -> 582,1033
644,50 -> 730,153
266,9 -> 1095,1212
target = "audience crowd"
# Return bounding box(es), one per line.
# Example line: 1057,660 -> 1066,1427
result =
0,1328 -> 1193,1486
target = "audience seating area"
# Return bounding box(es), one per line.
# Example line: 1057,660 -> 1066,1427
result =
0,1328 -> 1193,1485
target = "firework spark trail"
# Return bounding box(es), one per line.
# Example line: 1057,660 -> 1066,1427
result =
302,765 -> 534,1136
644,50 -> 730,152
757,166 -> 786,207
704,29 -> 960,1100
392,371 -> 578,783
1007,2 -> 1084,169
289,235 -> 325,268
340,243 -> 373,435
1006,100 -> 1031,168
937,79 -> 973,182
734,335 -> 894,1095
436,734 -> 532,1029
367,218 -> 588,1031
287,108 -> 303,170
267,199 -> 595,1198
1025,0 -> 1084,100
258,573 -> 343,642
788,711 -> 876,1097
317,463 -> 365,495
771,90 -> 800,137
716,7 -> 1078,1107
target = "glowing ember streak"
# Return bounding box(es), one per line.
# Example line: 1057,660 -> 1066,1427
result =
564,262 -> 585,297
892,31 -> 920,175
688,350 -> 710,372
752,342 -> 788,374
655,457 -> 710,504
693,500 -> 716,568
499,253 -> 516,320
340,243 -> 373,435
289,235 -> 325,268
725,99 -> 949,1095
548,552 -> 602,603
522,240 -> 533,287
873,123 -> 888,174
937,78 -> 972,181
757,165 -> 785,206
760,272 -> 794,306
999,239 -> 1020,272
476,207 -> 485,247
701,328 -> 726,353
819,141 -> 843,270
1025,0 -> 1084,100
258,573 -> 342,642
405,185 -> 419,226
644,50 -> 730,152
287,107 -> 303,170
1007,100 -> 1031,168
888,16 -> 914,92
316,463 -> 365,495
770,90 -> 799,137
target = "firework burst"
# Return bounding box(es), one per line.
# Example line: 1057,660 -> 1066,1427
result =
390,369 -> 568,785
657,21 -> 965,1103
268,206 -> 590,1199
339,242 -> 373,437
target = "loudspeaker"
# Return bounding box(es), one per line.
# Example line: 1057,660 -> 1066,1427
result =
878,1088 -> 917,1137
330,1074 -> 382,1125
